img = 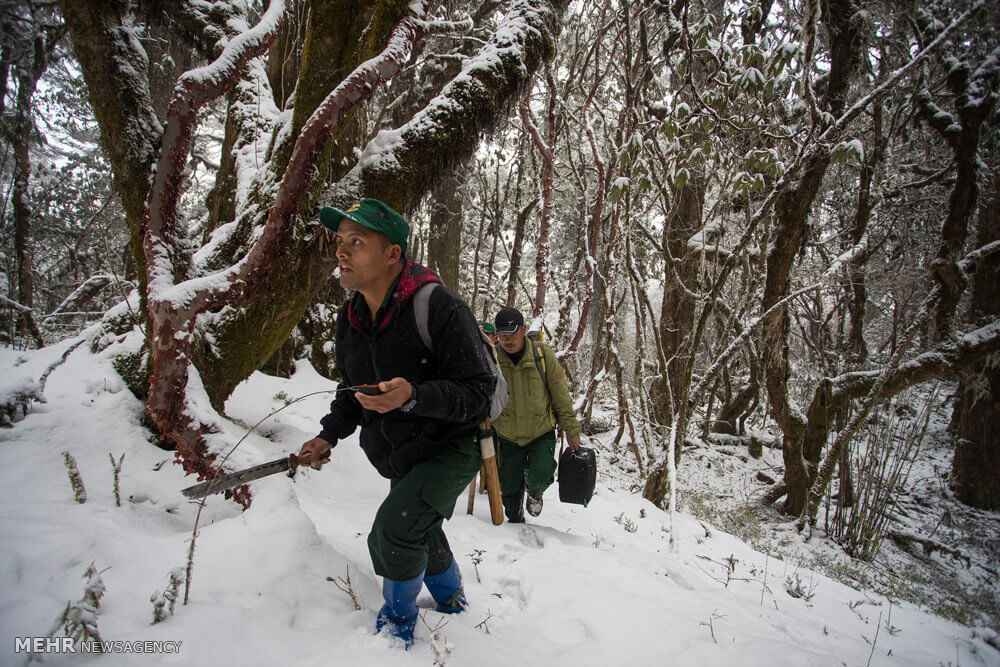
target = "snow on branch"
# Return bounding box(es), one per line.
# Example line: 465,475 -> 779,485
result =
157,0 -> 434,313
823,241 -> 1000,405
332,0 -> 569,208
420,15 -> 475,35
969,44 -> 1000,101
0,293 -> 34,313
831,321 -> 1000,404
231,0 -> 435,302
45,275 -> 116,320
173,0 -> 288,106
144,0 -> 288,301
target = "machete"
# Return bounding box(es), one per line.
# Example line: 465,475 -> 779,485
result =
181,452 -> 325,499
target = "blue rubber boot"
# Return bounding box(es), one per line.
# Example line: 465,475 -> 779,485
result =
423,558 -> 468,614
375,572 -> 424,648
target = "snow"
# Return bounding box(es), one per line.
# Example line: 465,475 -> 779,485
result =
1,348 -> 998,665
0,376 -> 44,410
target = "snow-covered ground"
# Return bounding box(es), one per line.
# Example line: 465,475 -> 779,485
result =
2,343 -> 999,666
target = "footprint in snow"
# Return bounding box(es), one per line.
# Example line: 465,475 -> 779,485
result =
498,577 -> 529,612
518,526 -> 544,549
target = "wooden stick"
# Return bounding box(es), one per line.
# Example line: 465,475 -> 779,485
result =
479,421 -> 504,525
466,473 -> 477,514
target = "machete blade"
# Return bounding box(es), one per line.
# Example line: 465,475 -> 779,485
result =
181,454 -> 300,499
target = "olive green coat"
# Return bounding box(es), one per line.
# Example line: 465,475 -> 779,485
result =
494,341 -> 581,445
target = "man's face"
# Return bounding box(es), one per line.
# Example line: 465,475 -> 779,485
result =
334,219 -> 398,292
497,325 -> 526,355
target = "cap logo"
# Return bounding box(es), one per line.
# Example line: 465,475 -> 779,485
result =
347,202 -> 362,212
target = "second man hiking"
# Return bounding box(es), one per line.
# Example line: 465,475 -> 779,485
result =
492,307 -> 581,522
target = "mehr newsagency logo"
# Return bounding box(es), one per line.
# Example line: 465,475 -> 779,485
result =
14,636 -> 183,655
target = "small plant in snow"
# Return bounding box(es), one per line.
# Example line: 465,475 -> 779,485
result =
614,512 -> 639,533
59,600 -> 104,650
785,572 -> 818,604
700,609 -> 725,644
467,549 -> 485,583
109,453 -> 125,506
82,563 -> 106,609
63,451 -> 87,503
151,567 -> 185,624
150,594 -> 167,625
326,565 -> 362,611
884,601 -> 901,636
30,563 -> 107,660
474,610 -> 494,634
420,612 -> 452,665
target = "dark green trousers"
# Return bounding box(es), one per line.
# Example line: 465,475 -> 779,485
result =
367,436 -> 481,580
497,431 -> 557,520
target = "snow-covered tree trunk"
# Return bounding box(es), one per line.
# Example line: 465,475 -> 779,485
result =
914,38 -> 999,343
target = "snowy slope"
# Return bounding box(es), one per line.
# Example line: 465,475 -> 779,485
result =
1,346 -> 997,666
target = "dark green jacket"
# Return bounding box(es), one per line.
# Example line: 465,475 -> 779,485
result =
494,341 -> 580,445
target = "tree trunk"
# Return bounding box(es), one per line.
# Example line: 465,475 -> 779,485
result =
846,101 -> 883,363
506,197 -> 532,308
653,177 -> 702,425
519,67 -> 557,322
426,171 -> 463,289
265,0 -> 307,110
950,178 -> 1000,509
714,347 -> 759,436
11,24 -> 51,348
760,0 -> 862,515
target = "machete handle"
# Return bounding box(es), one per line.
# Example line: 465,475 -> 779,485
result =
291,449 -> 330,474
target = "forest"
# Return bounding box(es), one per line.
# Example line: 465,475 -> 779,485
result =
2,0 -> 999,654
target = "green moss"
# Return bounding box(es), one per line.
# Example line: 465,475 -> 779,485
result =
191,237 -> 329,411
111,346 -> 150,401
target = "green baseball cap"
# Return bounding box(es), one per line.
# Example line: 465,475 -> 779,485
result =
319,199 -> 409,254
479,321 -> 496,334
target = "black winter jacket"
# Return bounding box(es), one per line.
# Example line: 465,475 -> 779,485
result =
316,261 -> 494,479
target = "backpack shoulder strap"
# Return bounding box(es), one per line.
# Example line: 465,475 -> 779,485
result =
530,339 -> 548,387
413,283 -> 440,351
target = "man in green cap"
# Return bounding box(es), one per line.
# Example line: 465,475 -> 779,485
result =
297,199 -> 495,647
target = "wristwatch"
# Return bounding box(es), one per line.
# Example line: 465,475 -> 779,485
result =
400,384 -> 418,413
